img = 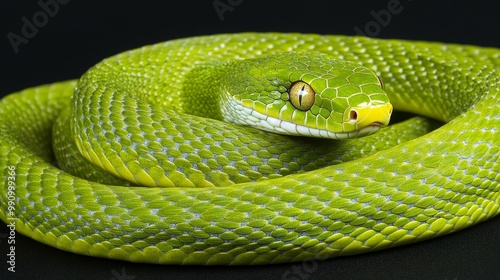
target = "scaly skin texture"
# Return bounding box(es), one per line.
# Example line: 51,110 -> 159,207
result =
1,33 -> 499,265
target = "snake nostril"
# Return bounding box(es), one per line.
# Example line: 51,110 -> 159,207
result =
349,110 -> 358,121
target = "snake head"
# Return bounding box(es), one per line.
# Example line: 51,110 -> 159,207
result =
220,52 -> 393,139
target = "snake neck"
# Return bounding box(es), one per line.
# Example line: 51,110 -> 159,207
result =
180,61 -> 228,121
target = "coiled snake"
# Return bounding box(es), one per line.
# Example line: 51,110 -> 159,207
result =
1,33 -> 499,265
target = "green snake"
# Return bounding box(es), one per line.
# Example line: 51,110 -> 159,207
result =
1,33 -> 499,265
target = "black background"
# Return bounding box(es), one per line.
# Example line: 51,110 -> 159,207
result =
1,0 -> 500,279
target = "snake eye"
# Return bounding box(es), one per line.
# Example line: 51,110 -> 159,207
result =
289,81 -> 315,111
377,75 -> 385,90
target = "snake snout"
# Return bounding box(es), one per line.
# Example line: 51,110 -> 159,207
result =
346,103 -> 393,129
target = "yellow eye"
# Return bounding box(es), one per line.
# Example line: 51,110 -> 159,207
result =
377,75 -> 385,90
289,81 -> 315,111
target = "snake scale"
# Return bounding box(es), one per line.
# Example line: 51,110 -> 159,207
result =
1,33 -> 499,265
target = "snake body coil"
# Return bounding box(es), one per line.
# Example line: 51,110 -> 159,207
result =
1,33 -> 499,265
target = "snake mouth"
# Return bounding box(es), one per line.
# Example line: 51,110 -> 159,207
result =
355,124 -> 383,137
223,97 -> 392,140
368,122 -> 384,127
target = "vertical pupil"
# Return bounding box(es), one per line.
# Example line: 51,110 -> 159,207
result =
298,85 -> 306,105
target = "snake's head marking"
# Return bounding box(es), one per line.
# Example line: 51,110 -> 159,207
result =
220,52 -> 393,139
